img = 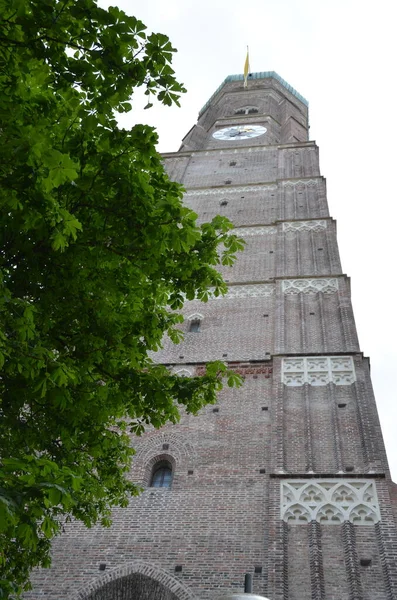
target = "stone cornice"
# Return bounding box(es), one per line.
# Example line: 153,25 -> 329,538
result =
183,176 -> 324,196
161,140 -> 317,159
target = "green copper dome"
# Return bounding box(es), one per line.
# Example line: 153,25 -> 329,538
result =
199,71 -> 308,116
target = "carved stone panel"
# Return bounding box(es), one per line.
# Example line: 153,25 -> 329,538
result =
282,356 -> 356,386
281,480 -> 381,525
282,179 -> 319,187
282,278 -> 339,294
185,183 -> 277,197
235,226 -> 277,236
282,220 -> 327,232
210,283 -> 275,299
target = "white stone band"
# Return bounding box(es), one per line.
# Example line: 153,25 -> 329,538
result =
235,226 -> 277,236
282,220 -> 327,232
210,284 -> 274,299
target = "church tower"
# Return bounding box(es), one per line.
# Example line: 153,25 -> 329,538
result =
27,73 -> 397,600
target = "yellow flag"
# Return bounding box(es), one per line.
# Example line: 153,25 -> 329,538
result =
243,47 -> 250,88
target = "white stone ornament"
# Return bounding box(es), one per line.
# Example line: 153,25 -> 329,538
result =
282,278 -> 339,294
204,146 -> 271,155
235,226 -> 277,236
186,313 -> 204,321
282,356 -> 356,386
282,179 -> 319,187
282,220 -> 327,232
185,183 -> 277,196
209,284 -> 274,299
212,125 -> 267,140
174,368 -> 192,378
280,480 -> 381,525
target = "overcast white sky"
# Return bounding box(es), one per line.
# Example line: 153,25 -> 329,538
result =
101,0 -> 397,478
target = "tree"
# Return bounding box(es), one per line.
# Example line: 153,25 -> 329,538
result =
0,1 -> 244,595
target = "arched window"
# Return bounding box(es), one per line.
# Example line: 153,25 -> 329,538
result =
187,313 -> 203,333
150,461 -> 173,488
189,319 -> 200,333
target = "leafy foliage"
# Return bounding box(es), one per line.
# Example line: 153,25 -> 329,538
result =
0,0 -> 244,595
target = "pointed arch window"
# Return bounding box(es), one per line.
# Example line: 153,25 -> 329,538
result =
150,460 -> 173,488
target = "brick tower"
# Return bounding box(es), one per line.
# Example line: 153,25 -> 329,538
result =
28,73 -> 397,600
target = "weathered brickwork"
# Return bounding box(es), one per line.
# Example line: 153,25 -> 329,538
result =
175,179 -> 328,226
26,74 -> 397,599
165,144 -> 320,190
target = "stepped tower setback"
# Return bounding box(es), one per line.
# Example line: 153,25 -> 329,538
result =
27,72 -> 397,600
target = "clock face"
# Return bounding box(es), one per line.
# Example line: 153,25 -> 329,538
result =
212,125 -> 267,141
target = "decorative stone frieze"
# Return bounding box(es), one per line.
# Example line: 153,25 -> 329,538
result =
196,364 -> 273,377
282,356 -> 356,386
210,283 -> 274,299
280,480 -> 381,525
282,278 -> 339,295
185,184 -> 277,196
204,147 -> 270,155
282,179 -> 318,187
235,226 -> 277,236
282,220 -> 327,232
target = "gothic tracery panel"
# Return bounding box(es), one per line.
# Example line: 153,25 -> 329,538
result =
209,283 -> 274,299
281,480 -> 381,525
282,278 -> 339,294
282,220 -> 327,232
282,356 -> 356,386
235,226 -> 277,236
